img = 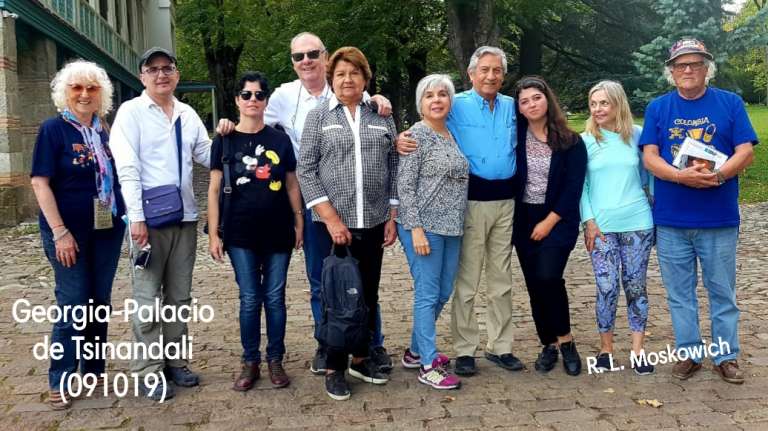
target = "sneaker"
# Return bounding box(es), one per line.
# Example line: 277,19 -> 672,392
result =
713,360 -> 744,384
632,360 -> 655,376
402,349 -> 451,370
559,341 -> 582,376
402,348 -> 422,369
370,346 -> 393,373
418,361 -> 461,390
310,346 -> 327,375
348,359 -> 389,384
535,344 -> 559,373
672,358 -> 702,380
594,352 -> 612,372
485,352 -> 524,371
165,366 -> 200,387
267,360 -> 290,388
233,361 -> 260,391
454,356 -> 477,376
325,372 -> 350,401
138,379 -> 175,401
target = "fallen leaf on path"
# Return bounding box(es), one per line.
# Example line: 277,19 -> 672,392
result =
635,398 -> 663,408
442,396 -> 456,402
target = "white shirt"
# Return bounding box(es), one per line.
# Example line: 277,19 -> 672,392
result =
110,91 -> 211,222
265,79 -> 332,159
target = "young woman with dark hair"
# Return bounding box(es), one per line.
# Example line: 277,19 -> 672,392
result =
512,76 -> 587,376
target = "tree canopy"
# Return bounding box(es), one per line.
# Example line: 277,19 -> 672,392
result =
173,0 -> 768,125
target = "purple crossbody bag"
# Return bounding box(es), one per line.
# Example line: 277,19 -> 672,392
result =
142,118 -> 184,228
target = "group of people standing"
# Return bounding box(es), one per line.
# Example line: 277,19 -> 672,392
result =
31,31 -> 757,408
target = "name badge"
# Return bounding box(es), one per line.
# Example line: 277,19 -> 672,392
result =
93,198 -> 113,230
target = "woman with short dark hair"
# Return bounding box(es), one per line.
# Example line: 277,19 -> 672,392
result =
208,71 -> 303,391
512,76 -> 587,376
298,46 -> 398,401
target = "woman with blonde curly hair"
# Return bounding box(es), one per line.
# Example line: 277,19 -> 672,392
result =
30,59 -> 125,409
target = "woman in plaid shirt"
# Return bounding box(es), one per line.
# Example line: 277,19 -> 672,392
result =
297,46 -> 398,401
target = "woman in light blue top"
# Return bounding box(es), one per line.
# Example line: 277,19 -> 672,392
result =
579,80 -> 655,375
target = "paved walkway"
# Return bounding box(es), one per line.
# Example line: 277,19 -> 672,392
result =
1,179 -> 767,430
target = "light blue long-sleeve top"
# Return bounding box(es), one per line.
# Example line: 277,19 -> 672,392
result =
446,89 -> 517,180
579,125 -> 653,233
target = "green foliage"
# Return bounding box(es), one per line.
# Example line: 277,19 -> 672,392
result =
741,105 -> 768,202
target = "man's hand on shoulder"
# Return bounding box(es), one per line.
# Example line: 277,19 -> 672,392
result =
396,131 -> 417,156
216,118 -> 236,136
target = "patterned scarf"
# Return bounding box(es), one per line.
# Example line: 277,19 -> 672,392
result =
62,110 -> 117,215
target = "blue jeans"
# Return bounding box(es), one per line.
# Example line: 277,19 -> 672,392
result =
398,224 -> 461,365
41,222 -> 125,390
656,226 -> 739,365
304,210 -> 384,349
228,247 -> 290,363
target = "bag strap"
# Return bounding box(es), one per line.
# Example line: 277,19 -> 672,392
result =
174,117 -> 182,183
220,135 -> 233,229
330,244 -> 352,257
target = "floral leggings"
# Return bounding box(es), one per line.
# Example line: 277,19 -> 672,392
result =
590,228 -> 654,333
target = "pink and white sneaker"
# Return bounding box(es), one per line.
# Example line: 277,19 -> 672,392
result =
418,361 -> 461,390
402,349 -> 451,369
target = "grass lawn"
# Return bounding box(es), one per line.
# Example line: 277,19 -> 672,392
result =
567,105 -> 768,203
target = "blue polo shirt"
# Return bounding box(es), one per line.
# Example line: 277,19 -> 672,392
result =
447,89 -> 516,201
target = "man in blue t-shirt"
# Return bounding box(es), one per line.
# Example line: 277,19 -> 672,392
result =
639,38 -> 758,384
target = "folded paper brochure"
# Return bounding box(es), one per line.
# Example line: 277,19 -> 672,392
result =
672,137 -> 728,171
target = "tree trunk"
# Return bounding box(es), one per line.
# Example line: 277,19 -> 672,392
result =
204,44 -> 243,121
405,48 -> 428,126
518,23 -> 543,78
445,0 -> 499,89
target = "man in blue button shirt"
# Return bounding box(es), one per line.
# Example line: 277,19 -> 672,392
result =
398,46 -> 520,376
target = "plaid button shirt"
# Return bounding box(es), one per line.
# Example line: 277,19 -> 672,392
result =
298,96 -> 399,229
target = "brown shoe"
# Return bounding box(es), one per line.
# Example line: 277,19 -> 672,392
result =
233,361 -> 260,391
672,358 -> 702,380
268,360 -> 290,388
713,360 -> 744,384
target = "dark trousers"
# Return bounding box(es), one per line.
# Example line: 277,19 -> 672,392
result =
514,203 -> 573,346
41,222 -> 125,390
316,222 -> 386,371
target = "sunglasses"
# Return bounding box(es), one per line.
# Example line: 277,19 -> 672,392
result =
290,49 -> 324,62
239,90 -> 268,101
68,83 -> 101,94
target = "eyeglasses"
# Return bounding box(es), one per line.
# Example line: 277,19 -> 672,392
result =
671,61 -> 706,72
290,49 -> 324,62
68,83 -> 101,94
239,90 -> 268,101
142,65 -> 178,76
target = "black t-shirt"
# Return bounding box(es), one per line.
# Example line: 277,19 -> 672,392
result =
30,116 -> 125,233
210,127 -> 296,252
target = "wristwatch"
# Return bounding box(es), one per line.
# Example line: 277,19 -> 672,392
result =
714,169 -> 726,185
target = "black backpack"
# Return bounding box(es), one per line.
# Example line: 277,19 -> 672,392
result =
318,246 -> 369,349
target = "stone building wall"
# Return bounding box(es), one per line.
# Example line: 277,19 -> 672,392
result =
0,17 -> 57,226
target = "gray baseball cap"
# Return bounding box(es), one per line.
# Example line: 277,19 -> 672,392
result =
138,47 -> 177,69
665,38 -> 713,65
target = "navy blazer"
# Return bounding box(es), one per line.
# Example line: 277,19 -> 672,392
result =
512,123 -> 587,249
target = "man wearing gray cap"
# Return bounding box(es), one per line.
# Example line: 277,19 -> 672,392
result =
110,47 -> 212,400
639,38 -> 758,384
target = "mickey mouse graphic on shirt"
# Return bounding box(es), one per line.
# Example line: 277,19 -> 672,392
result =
235,143 -> 283,191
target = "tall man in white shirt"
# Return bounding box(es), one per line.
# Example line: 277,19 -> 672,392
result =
111,47 -> 211,401
218,32 -> 393,374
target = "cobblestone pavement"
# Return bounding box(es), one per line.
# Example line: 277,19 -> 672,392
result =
1,170 -> 767,430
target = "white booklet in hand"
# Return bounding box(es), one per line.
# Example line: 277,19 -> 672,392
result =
672,137 -> 728,171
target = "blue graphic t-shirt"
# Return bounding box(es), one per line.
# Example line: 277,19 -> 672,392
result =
30,116 -> 125,233
638,87 -> 758,228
